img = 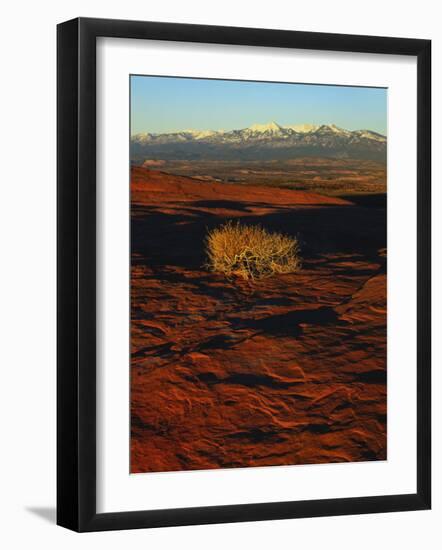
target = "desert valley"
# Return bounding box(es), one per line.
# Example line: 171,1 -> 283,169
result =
130,121 -> 387,473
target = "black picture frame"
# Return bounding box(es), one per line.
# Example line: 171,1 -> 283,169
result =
57,17 -> 431,532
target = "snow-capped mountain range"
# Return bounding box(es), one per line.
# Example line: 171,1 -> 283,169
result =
131,122 -> 387,162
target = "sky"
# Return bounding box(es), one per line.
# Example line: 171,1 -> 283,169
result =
130,75 -> 387,135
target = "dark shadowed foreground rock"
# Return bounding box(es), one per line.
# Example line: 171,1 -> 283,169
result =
130,167 -> 387,473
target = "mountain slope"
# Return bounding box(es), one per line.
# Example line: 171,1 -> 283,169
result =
131,122 -> 387,162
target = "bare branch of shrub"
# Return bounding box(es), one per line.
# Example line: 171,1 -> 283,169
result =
205,221 -> 301,280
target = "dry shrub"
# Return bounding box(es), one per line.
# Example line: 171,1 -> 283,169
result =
205,221 -> 301,280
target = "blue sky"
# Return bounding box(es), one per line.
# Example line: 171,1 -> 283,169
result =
130,75 -> 387,135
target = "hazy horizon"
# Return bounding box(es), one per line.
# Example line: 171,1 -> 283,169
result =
131,75 -> 387,136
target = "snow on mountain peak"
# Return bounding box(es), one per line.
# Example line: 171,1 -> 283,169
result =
353,129 -> 386,142
328,124 -> 349,134
131,123 -> 386,148
248,121 -> 283,133
181,129 -> 218,139
287,123 -> 319,133
131,122 -> 387,162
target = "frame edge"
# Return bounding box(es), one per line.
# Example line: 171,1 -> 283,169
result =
57,17 -> 80,531
57,17 -> 432,532
416,38 -> 431,510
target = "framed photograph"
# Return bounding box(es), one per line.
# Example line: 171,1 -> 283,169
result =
57,17 -> 431,531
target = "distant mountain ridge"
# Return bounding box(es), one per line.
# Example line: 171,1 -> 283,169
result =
131,122 -> 387,162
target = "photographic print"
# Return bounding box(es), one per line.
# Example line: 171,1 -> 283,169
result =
130,75 -> 387,474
